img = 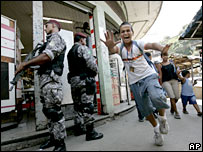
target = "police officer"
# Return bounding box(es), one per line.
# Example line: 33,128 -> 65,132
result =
67,32 -> 103,141
15,20 -> 67,151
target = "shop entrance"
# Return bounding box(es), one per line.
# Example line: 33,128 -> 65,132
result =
1,1 -> 102,131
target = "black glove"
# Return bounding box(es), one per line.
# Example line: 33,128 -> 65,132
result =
85,77 -> 96,95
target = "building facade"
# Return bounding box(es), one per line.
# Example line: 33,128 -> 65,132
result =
1,1 -> 162,131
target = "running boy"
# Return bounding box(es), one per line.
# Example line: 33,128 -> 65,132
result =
101,22 -> 171,146
177,69 -> 202,116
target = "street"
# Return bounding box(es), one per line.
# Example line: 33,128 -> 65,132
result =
20,100 -> 202,151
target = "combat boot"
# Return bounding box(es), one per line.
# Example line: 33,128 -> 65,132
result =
53,139 -> 66,151
86,123 -> 103,141
39,134 -> 55,150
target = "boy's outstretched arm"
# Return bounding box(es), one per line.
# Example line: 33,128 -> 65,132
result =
144,43 -> 172,54
176,69 -> 186,84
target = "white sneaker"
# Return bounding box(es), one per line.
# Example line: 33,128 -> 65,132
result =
158,117 -> 169,134
154,131 -> 164,146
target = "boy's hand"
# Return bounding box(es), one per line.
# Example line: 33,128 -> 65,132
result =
176,69 -> 181,75
100,30 -> 120,50
194,80 -> 197,85
162,43 -> 172,54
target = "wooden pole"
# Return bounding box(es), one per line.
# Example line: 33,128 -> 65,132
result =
191,60 -> 194,84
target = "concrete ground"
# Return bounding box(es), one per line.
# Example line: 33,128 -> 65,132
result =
19,99 -> 202,151
1,101 -> 135,151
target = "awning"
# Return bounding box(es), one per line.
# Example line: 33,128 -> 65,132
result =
169,54 -> 201,70
179,6 -> 202,40
169,54 -> 201,83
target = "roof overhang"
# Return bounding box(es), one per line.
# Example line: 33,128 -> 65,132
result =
1,1 -> 163,54
123,1 -> 163,40
179,6 -> 202,40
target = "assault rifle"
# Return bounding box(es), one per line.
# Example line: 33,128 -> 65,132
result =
9,43 -> 46,91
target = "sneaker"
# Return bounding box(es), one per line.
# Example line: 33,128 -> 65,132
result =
197,112 -> 202,117
154,131 -> 164,146
158,117 -> 169,134
174,113 -> 181,119
183,110 -> 189,114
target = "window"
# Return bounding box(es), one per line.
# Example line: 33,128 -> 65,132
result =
1,62 -> 9,100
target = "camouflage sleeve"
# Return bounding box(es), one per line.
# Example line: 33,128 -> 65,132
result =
77,45 -> 98,75
43,34 -> 66,61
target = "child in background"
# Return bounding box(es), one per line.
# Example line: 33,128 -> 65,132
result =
177,69 -> 202,116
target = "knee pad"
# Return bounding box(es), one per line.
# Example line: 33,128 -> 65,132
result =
43,107 -> 64,122
74,102 -> 84,113
42,107 -> 51,119
40,96 -> 45,104
83,102 -> 94,114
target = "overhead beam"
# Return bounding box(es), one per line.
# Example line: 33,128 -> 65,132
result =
191,21 -> 202,38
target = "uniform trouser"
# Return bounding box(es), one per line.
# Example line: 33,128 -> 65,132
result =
71,85 -> 95,128
40,81 -> 67,141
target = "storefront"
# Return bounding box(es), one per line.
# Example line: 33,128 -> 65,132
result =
1,1 -> 117,131
1,1 -> 163,131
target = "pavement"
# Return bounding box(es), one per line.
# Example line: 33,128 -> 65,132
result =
1,100 -> 136,151
1,99 -> 202,151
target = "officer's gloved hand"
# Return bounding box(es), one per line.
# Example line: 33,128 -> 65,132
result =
86,77 -> 96,95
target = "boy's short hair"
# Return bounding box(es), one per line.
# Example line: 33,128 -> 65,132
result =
182,70 -> 190,77
161,52 -> 168,57
119,22 -> 134,33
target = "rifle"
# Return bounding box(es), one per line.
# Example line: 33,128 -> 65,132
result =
9,43 -> 45,91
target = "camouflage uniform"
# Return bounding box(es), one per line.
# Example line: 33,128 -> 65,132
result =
68,42 -> 98,127
39,32 -> 67,141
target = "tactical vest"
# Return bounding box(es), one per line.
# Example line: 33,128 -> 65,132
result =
37,42 -> 66,76
67,44 -> 87,79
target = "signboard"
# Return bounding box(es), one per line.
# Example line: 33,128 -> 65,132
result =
1,15 -> 16,113
109,58 -> 120,105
